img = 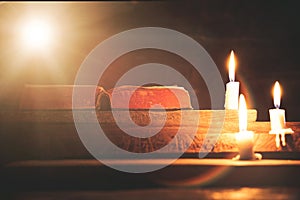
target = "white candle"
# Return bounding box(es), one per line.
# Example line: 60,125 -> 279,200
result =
236,131 -> 254,160
235,94 -> 255,160
269,81 -> 286,130
269,109 -> 285,131
269,81 -> 286,147
224,50 -> 240,109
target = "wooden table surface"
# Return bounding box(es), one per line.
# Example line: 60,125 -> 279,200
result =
2,187 -> 300,200
1,109 -> 300,199
0,109 -> 299,164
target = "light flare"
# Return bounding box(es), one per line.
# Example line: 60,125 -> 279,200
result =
20,19 -> 53,50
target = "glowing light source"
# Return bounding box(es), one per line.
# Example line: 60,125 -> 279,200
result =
269,81 -> 294,147
235,94 -> 257,160
273,81 -> 281,108
228,50 -> 235,82
21,19 -> 53,50
224,50 -> 239,110
238,94 -> 247,132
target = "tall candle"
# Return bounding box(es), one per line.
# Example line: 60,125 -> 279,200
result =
269,81 -> 286,147
224,50 -> 240,109
269,81 -> 286,130
235,94 -> 255,160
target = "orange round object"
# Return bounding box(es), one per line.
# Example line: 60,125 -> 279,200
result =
108,86 -> 192,110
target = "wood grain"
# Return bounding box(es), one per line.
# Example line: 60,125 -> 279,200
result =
0,109 -> 299,162
0,109 -> 257,123
100,122 -> 300,153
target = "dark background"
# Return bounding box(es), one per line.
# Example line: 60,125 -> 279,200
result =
0,1 -> 299,121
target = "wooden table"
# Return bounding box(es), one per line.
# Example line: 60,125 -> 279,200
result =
0,109 -> 300,199
0,109 -> 299,163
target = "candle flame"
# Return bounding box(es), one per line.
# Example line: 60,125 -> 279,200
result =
228,50 -> 235,82
239,94 -> 247,132
273,81 -> 281,108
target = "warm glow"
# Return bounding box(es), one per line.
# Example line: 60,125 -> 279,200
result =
228,50 -> 235,82
21,19 -> 53,50
239,94 -> 247,132
273,81 -> 281,108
